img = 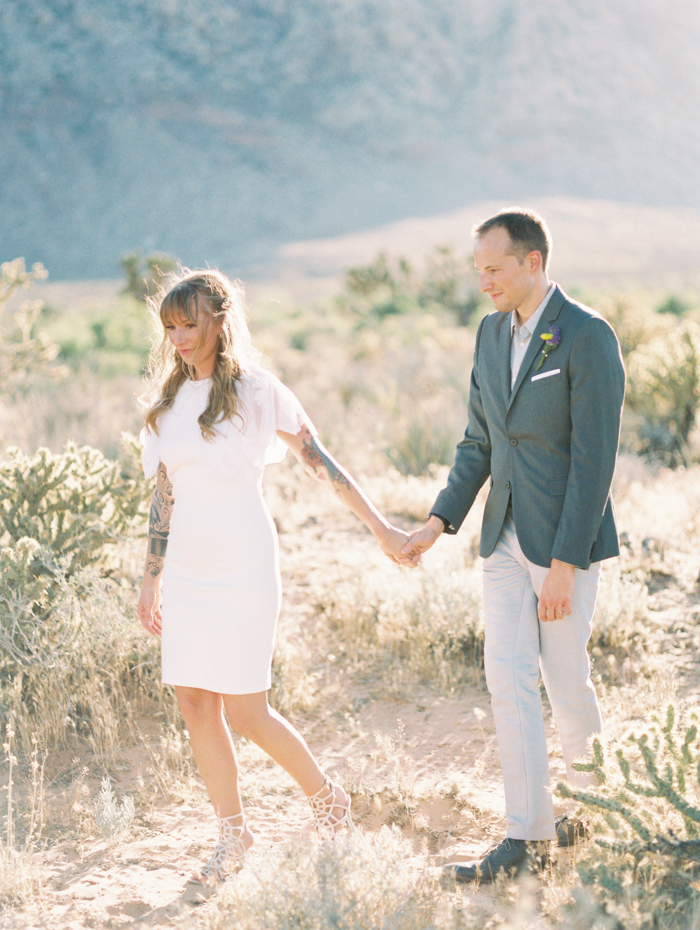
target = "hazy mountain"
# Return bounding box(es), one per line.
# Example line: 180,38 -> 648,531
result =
2,0 -> 699,279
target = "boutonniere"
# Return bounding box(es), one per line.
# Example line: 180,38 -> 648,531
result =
536,325 -> 561,370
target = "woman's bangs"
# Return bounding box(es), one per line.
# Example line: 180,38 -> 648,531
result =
160,285 -> 200,327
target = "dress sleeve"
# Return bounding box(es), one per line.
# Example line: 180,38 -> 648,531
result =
240,367 -> 316,466
139,426 -> 160,479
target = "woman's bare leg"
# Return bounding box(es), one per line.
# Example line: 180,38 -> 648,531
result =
175,686 -> 347,834
222,691 -> 349,827
222,691 -> 325,794
174,686 -> 250,827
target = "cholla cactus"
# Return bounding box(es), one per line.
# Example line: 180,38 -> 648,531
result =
557,704 -> 700,921
0,441 -> 149,575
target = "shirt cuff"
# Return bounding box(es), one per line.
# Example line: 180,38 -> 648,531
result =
429,512 -> 455,534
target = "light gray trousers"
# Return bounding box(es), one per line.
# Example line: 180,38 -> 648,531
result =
482,511 -> 603,840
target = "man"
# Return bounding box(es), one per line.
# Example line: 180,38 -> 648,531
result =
403,208 -> 625,883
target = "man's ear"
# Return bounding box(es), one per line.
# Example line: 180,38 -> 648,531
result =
527,250 -> 543,273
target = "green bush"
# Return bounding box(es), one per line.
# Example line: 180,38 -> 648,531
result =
339,247 -> 482,326
50,298 -> 152,376
625,320 -> 700,464
120,250 -> 176,303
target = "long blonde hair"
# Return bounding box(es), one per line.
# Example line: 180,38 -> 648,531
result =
142,269 -> 256,440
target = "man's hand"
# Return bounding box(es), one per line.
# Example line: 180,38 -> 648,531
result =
538,559 -> 575,622
377,526 -> 417,566
400,515 -> 445,566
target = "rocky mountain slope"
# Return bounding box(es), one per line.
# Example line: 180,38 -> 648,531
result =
2,0 -> 699,278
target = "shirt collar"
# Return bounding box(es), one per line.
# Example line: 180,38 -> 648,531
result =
510,283 -> 556,337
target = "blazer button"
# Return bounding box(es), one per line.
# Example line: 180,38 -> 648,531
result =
510,438 -> 518,446
506,481 -> 511,489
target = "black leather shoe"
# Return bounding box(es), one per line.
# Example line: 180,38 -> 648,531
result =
444,837 -> 551,884
555,815 -> 589,848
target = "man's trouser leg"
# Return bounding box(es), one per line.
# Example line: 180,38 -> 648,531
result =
482,512 -> 603,840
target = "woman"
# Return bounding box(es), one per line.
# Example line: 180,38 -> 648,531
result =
137,270 -> 410,884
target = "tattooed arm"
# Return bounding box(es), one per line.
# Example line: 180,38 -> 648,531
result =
279,424 -> 416,566
137,462 -> 174,636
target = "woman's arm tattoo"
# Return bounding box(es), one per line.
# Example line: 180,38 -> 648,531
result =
146,463 -> 174,578
301,434 -> 351,490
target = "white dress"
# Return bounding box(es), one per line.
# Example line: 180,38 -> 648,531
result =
140,366 -> 311,694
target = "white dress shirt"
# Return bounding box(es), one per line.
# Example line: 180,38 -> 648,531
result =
510,284 -> 556,389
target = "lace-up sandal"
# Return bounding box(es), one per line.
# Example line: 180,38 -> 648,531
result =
190,811 -> 253,885
308,774 -> 351,838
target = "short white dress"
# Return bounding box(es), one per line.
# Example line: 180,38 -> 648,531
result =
140,366 -> 311,694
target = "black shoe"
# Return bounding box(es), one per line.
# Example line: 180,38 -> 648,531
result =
444,837 -> 551,884
555,815 -> 589,848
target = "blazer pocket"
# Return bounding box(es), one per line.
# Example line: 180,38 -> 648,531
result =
531,368 -> 562,383
548,477 -> 568,497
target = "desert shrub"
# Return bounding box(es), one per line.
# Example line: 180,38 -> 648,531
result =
597,293 -> 668,362
120,250 -> 176,303
0,537 -> 162,753
92,777 -> 135,842
318,557 -> 484,693
591,564 -> 650,655
656,294 -> 693,317
272,316 -> 474,477
196,828 -> 446,930
0,259 -> 64,396
0,441 -> 149,575
0,539 -> 85,677
0,719 -> 43,905
558,704 -> 700,930
339,247 -> 482,326
625,320 -> 700,465
49,298 -> 152,377
0,441 -> 156,753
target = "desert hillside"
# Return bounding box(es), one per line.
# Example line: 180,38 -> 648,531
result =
2,0 -> 700,277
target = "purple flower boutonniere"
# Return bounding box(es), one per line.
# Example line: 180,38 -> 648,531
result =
536,325 -> 561,370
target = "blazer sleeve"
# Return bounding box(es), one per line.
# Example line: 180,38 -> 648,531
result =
550,316 -> 625,567
431,318 -> 493,532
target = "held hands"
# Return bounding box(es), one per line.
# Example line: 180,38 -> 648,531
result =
399,515 -> 445,567
378,525 -> 419,566
137,576 -> 163,637
538,559 -> 575,622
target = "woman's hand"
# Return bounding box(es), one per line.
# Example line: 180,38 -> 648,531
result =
137,575 -> 163,637
377,525 -> 418,566
400,515 -> 445,566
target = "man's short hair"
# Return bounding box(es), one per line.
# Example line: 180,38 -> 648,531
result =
473,208 -> 552,271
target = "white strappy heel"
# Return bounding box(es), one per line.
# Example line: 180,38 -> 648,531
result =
190,811 -> 253,885
308,774 -> 352,838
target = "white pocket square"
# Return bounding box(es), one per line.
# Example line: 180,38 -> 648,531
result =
531,368 -> 561,382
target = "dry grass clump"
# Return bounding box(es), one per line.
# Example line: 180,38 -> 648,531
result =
0,722 -> 44,907
191,829 -> 451,930
590,562 -> 651,656
318,552 -> 484,695
3,569 -> 164,757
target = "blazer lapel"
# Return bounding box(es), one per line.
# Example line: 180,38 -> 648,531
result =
498,312 -> 512,409
507,286 -> 565,411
